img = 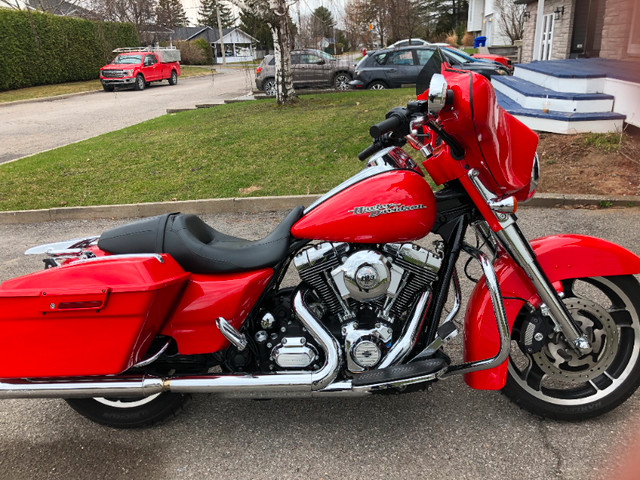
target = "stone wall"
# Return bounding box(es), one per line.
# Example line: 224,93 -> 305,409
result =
600,0 -> 639,60
520,0 -> 575,62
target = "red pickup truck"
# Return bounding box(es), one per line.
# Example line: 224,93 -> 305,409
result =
100,48 -> 181,91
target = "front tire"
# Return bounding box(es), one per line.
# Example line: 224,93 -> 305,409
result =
66,392 -> 189,428
334,72 -> 351,90
134,74 -> 145,91
102,83 -> 114,92
503,275 -> 640,420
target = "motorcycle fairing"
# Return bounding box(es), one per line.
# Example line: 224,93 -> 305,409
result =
464,234 -> 640,390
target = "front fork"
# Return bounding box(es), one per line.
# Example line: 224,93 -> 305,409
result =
467,171 -> 592,356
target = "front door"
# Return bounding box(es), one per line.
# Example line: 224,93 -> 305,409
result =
539,14 -> 555,60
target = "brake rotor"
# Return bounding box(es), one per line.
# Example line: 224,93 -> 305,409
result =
531,297 -> 619,385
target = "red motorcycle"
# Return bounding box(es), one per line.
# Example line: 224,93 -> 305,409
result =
1,51 -> 639,428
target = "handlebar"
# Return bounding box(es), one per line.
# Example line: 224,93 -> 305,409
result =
358,142 -> 384,161
369,115 -> 404,138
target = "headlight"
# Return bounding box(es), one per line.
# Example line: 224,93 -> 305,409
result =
123,70 -> 133,76
498,69 -> 507,75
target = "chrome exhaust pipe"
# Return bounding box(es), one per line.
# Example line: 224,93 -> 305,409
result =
0,376 -> 164,399
0,290 -> 342,400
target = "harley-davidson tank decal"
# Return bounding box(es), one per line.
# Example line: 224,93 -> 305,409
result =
349,203 -> 427,218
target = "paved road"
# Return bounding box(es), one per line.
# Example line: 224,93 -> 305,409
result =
0,68 -> 256,164
0,206 -> 639,479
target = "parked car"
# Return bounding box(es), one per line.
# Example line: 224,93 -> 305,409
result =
472,53 -> 513,71
100,47 -> 181,91
389,38 -> 430,47
255,49 -> 355,95
349,46 -> 510,90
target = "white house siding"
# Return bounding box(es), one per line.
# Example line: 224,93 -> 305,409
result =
468,0 -> 485,32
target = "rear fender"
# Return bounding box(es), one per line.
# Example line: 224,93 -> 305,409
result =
464,234 -> 640,390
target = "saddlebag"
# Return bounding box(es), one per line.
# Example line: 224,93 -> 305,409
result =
0,254 -> 189,378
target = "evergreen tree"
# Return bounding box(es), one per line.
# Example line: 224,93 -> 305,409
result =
239,11 -> 273,49
198,0 -> 235,28
312,6 -> 335,39
156,0 -> 188,28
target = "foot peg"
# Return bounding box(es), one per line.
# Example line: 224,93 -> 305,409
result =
352,358 -> 447,389
216,317 -> 247,351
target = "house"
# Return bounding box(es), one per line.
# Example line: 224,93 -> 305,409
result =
467,0 -> 512,47
173,26 -> 259,63
516,0 -> 639,62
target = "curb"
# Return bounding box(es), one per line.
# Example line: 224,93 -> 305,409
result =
0,193 -> 637,225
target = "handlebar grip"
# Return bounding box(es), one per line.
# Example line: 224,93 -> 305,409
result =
369,115 -> 403,138
358,142 -> 383,161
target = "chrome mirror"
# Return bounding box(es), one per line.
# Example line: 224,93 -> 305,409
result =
428,74 -> 448,114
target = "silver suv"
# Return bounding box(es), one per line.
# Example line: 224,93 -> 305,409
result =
255,49 -> 355,95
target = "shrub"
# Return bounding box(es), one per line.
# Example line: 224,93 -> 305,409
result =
461,32 -> 475,47
445,30 -> 458,46
0,9 -> 138,91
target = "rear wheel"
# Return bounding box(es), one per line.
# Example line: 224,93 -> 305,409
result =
368,81 -> 387,90
503,275 -> 640,420
66,392 -> 189,429
134,74 -> 145,91
169,70 -> 178,85
262,78 -> 276,96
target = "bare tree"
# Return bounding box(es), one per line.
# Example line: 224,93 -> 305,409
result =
495,0 -> 525,45
1,0 -> 94,18
230,0 -> 296,105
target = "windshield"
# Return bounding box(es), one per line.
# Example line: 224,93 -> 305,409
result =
112,54 -> 142,65
443,48 -> 473,64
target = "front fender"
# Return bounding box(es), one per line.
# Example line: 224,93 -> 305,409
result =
463,234 -> 640,390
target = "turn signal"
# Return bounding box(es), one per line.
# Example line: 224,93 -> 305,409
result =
488,196 -> 517,214
256,67 -> 262,75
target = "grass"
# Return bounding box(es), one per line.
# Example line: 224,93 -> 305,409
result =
0,66 -> 217,104
0,89 -> 419,211
582,132 -> 621,154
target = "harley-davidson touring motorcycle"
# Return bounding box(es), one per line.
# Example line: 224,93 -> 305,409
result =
1,51 -> 639,428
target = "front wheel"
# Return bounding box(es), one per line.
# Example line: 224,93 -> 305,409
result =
134,74 -> 145,91
334,72 -> 351,90
66,392 -> 189,428
503,275 -> 640,420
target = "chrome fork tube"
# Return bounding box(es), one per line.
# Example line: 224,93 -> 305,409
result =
494,222 -> 591,355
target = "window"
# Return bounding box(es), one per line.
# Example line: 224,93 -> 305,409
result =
415,49 -> 434,65
301,53 -> 323,64
144,55 -> 156,66
386,50 -> 414,65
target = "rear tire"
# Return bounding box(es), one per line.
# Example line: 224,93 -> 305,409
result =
134,74 -> 145,91
169,70 -> 178,85
66,392 -> 190,428
262,78 -> 276,96
503,275 -> 640,420
368,81 -> 387,90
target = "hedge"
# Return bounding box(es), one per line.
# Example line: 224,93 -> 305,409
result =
0,9 -> 139,91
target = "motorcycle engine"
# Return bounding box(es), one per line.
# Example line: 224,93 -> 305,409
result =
290,242 -> 443,374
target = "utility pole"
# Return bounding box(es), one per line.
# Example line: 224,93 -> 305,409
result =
216,6 -> 227,66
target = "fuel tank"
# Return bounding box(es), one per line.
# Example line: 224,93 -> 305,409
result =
291,148 -> 436,243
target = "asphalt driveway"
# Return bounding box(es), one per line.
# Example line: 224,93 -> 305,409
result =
0,206 -> 639,479
0,68 -> 256,164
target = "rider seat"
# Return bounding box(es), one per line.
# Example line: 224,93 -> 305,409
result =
97,207 -> 304,274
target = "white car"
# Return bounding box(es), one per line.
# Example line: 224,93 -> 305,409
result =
389,39 -> 430,48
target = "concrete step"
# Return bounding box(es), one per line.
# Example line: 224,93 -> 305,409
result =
492,76 -> 614,113
495,90 -> 625,134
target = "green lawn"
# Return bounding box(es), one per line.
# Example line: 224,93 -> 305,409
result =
0,66 -> 216,104
0,89 -> 420,211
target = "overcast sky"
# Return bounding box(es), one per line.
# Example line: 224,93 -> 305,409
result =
180,0 -> 348,28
